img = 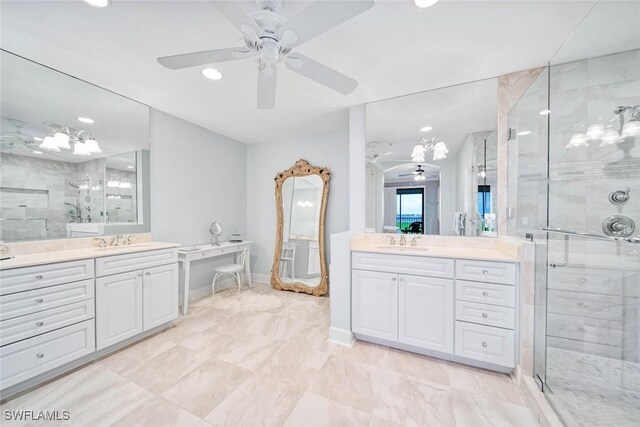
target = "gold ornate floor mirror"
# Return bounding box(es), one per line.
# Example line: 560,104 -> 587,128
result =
271,159 -> 330,296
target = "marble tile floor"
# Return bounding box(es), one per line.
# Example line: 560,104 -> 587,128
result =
1,283 -> 538,426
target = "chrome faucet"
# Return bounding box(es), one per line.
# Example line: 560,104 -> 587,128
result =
109,234 -> 124,246
93,237 -> 107,248
399,234 -> 406,246
387,235 -> 396,246
411,236 -> 420,246
123,235 -> 133,245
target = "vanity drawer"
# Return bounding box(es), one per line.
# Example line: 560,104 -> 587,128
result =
455,280 -> 515,307
0,260 -> 94,296
455,301 -> 515,329
455,260 -> 516,285
0,300 -> 95,347
455,321 -> 515,367
0,320 -> 95,389
96,248 -> 177,277
352,252 -> 454,279
0,279 -> 94,321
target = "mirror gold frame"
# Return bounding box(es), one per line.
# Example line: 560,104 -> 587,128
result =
271,159 -> 330,296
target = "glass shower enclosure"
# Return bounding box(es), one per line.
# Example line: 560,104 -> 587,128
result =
508,3 -> 640,425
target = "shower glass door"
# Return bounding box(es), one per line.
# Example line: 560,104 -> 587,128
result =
543,48 -> 640,425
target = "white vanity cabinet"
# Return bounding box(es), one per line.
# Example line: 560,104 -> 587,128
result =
352,270 -> 398,341
142,263 -> 179,330
95,249 -> 178,350
0,245 -> 179,394
0,261 -> 96,389
399,275 -> 454,353
352,251 -> 518,372
96,271 -> 143,350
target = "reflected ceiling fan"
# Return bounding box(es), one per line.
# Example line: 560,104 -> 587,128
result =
398,165 -> 426,178
157,0 -> 374,109
398,165 -> 432,181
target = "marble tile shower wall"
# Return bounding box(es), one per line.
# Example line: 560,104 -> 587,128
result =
548,49 -> 640,233
0,153 -> 105,241
544,49 -> 640,363
105,168 -> 137,223
75,157 -> 106,224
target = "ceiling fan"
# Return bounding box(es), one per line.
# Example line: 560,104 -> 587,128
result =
398,165 -> 426,178
157,0 -> 374,109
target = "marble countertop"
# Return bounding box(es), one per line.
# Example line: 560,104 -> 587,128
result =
351,242 -> 519,262
0,242 -> 180,270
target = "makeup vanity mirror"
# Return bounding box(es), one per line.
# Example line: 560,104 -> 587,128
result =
272,159 -> 330,296
0,50 -> 150,242
365,78 -> 499,237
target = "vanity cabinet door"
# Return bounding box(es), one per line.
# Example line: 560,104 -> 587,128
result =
352,270 -> 398,341
96,271 -> 143,350
142,263 -> 178,331
398,274 -> 454,353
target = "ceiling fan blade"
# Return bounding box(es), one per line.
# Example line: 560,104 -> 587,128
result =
158,47 -> 253,69
257,65 -> 277,110
285,53 -> 358,95
209,1 -> 261,35
278,0 -> 374,47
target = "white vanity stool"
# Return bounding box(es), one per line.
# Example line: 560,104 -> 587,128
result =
212,248 -> 248,296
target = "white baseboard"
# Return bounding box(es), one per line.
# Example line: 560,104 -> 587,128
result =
328,327 -> 355,347
251,273 -> 270,284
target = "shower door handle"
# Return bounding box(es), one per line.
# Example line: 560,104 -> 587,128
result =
543,227 -> 640,244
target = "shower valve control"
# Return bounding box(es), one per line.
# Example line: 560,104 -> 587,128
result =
602,215 -> 636,238
609,188 -> 630,205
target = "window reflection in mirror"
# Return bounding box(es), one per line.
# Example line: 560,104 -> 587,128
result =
365,78 -> 499,237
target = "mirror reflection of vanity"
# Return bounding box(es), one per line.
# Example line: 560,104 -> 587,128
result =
365,78 -> 499,237
272,159 -> 330,296
0,50 -> 150,242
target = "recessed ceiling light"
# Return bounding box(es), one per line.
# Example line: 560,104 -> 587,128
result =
420,126 -> 433,132
539,110 -> 551,115
518,130 -> 532,136
77,117 -> 95,124
414,0 -> 439,9
33,150 -> 43,155
202,68 -> 223,81
127,165 -> 134,169
82,0 -> 110,8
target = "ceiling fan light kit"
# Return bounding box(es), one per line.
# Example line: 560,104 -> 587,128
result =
157,0 -> 375,109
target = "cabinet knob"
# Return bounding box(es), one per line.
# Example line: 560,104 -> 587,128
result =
35,275 -> 43,280
399,277 -> 405,282
35,298 -> 44,303
36,353 -> 44,359
481,342 -> 488,348
482,291 -> 489,297
36,321 -> 44,327
392,277 -> 396,281
482,270 -> 489,275
482,313 -> 488,318
578,277 -> 587,284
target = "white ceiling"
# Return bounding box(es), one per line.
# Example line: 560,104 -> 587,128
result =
0,0 -> 598,144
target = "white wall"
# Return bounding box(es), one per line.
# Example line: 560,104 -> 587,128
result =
246,129 -> 350,278
149,109 -> 247,296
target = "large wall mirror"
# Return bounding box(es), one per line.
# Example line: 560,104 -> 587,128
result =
0,50 -> 150,242
272,159 -> 330,296
365,78 -> 499,237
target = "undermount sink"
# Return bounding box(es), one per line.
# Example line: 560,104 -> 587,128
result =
377,245 -> 429,252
